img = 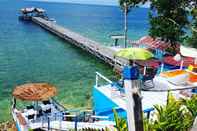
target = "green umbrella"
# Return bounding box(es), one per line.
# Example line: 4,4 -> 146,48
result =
115,48 -> 154,60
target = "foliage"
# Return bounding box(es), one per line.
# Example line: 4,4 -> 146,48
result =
113,109 -> 128,131
187,7 -> 197,48
182,95 -> 197,118
119,0 -> 147,9
148,92 -> 193,131
149,0 -> 189,50
113,92 -> 197,131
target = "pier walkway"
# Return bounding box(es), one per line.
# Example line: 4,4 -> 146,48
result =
31,17 -> 128,71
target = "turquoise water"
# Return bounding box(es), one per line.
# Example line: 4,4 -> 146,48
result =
0,0 -> 149,121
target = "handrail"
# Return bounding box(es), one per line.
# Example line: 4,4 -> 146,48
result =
95,72 -> 113,87
51,98 -> 67,111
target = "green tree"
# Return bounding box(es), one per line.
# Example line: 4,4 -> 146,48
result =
187,7 -> 197,48
119,0 -> 147,8
113,109 -> 128,131
149,0 -> 189,52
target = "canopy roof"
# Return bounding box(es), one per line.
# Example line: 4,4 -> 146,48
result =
12,83 -> 57,101
20,7 -> 35,13
163,56 -> 194,67
136,36 -> 180,52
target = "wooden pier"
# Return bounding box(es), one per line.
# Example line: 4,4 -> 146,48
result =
31,17 -> 128,71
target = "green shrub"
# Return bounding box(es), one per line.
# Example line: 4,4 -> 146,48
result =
113,92 -> 197,131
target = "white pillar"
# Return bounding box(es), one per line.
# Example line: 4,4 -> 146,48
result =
124,79 -> 135,131
180,60 -> 184,70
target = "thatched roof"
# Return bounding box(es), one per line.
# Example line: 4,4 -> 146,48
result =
12,83 -> 57,101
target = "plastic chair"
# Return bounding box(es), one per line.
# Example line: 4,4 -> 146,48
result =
141,67 -> 157,90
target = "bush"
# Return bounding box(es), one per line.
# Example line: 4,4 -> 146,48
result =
113,92 -> 197,131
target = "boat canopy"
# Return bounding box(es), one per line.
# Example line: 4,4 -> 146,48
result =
163,56 -> 194,67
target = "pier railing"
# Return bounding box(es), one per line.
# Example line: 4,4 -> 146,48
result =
31,17 -> 129,72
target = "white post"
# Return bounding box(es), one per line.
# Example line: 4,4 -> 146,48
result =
96,74 -> 98,87
143,66 -> 147,75
59,115 -> 62,130
180,60 -> 184,70
160,63 -> 164,73
124,79 -> 135,131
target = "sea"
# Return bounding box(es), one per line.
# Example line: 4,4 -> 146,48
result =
0,0 -> 149,121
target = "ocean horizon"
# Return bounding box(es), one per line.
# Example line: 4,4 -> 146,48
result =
0,0 -> 149,122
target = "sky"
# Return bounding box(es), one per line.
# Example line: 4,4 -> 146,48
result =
29,0 -> 150,7
30,0 -> 119,6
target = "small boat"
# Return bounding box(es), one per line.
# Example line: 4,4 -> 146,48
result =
12,83 -> 115,131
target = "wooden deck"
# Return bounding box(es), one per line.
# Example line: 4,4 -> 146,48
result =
31,17 -> 128,71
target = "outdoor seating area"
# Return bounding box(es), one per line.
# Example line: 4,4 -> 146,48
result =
12,83 -> 116,130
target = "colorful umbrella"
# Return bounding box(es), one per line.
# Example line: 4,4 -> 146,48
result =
115,48 -> 154,60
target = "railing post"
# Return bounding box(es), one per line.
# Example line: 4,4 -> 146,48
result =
74,114 -> 78,131
59,113 -> 62,130
96,73 -> 98,87
47,116 -> 50,131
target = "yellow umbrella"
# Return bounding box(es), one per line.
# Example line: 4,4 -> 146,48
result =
115,48 -> 154,60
